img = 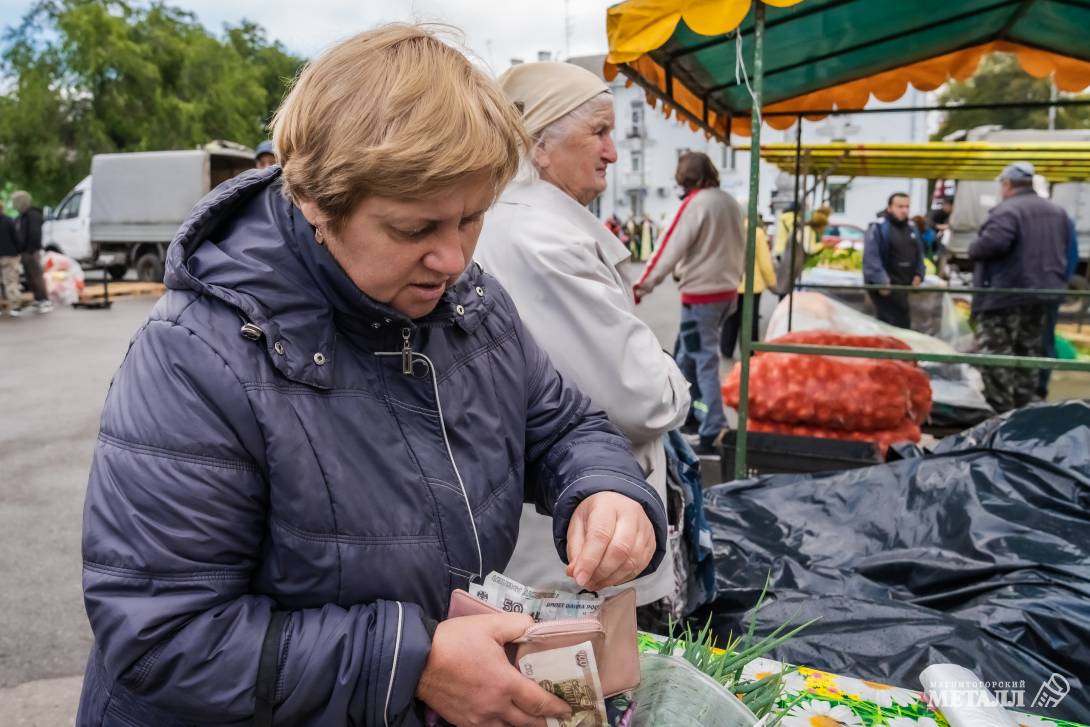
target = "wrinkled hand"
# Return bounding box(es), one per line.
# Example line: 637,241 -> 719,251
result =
417,613 -> 571,727
565,491 -> 656,591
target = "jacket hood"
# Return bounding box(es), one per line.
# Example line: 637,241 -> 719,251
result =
164,168 -> 491,389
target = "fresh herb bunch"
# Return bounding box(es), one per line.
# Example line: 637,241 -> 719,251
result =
655,575 -> 816,725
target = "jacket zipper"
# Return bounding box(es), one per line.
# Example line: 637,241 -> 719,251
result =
401,327 -> 413,374
374,330 -> 484,580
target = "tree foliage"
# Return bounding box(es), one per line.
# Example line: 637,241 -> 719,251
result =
932,53 -> 1090,141
0,0 -> 303,205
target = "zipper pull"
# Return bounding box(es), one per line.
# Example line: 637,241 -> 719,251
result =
401,327 -> 413,374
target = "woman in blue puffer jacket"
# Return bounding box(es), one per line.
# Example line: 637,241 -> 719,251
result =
77,25 -> 666,727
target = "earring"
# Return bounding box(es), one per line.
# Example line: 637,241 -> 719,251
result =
314,226 -> 325,244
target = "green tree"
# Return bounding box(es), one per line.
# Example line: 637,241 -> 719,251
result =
0,0 -> 303,205
933,53 -> 1090,140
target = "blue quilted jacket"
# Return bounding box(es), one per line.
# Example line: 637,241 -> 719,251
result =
77,169 -> 665,726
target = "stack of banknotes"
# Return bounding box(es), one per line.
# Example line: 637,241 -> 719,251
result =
469,571 -> 604,623
470,572 -> 610,726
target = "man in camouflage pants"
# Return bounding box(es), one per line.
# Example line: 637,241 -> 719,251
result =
969,162 -> 1070,413
974,305 -> 1045,413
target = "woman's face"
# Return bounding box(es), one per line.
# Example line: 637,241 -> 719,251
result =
300,172 -> 494,320
535,104 -> 617,206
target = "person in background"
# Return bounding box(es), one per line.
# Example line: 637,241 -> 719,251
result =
969,162 -> 1069,413
720,215 -> 776,357
605,213 -> 623,239
928,197 -> 953,232
476,61 -> 690,615
912,214 -> 939,262
634,152 -> 745,455
773,201 -> 816,257
862,192 -> 924,329
254,139 -> 277,169
1037,213 -> 1080,399
11,190 -> 51,313
0,201 -> 22,317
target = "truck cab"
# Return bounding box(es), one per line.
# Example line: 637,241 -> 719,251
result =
42,144 -> 254,281
43,176 -> 93,263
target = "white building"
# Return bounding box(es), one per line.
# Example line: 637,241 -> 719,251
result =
566,54 -> 933,233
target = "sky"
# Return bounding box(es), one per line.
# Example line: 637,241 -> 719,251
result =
0,0 -> 619,74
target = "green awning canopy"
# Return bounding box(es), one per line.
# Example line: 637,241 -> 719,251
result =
606,0 -> 1090,139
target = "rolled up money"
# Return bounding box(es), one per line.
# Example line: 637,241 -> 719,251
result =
518,641 -> 608,727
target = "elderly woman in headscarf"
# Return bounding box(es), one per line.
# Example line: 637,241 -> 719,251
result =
474,62 -> 690,617
77,28 -> 667,727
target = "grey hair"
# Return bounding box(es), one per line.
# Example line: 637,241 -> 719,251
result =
519,91 -> 613,181
11,190 -> 32,212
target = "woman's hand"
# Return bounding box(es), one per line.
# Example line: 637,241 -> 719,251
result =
565,491 -> 657,591
416,613 -> 572,727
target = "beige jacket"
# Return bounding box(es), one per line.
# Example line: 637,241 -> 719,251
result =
635,187 -> 746,303
475,179 -> 691,605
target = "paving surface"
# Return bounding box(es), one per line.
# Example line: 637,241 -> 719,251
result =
0,296 -> 159,723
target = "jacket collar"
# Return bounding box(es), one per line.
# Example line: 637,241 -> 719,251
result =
164,168 -> 490,389
501,179 -> 631,268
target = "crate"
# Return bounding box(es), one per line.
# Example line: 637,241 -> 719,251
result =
719,430 -> 883,481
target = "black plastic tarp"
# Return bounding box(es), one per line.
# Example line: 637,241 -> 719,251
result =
696,401 -> 1090,720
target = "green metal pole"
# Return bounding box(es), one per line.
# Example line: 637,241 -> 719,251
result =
735,3 -> 765,480
794,282 -> 1090,297
751,342 -> 1090,372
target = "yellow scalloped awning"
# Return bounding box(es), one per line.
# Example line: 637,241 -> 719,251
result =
606,0 -> 805,65
756,141 -> 1090,183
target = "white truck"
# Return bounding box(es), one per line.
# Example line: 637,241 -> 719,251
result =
42,146 -> 254,281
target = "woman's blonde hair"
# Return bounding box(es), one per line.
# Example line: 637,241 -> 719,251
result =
272,24 -> 527,231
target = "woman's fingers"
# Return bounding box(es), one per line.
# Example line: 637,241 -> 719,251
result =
510,674 -> 571,721
591,528 -> 657,589
566,501 -> 616,587
566,492 -> 658,590
565,506 -> 587,571
582,513 -> 638,590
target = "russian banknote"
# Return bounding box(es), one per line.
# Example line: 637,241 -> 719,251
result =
518,641 -> 608,727
474,573 -> 603,621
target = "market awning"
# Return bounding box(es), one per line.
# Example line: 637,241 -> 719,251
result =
758,141 -> 1090,182
605,0 -> 1090,138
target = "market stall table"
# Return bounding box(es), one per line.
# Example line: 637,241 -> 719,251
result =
637,633 -> 1088,727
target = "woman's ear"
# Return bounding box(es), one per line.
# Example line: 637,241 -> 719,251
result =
297,198 -> 322,228
531,142 -> 550,171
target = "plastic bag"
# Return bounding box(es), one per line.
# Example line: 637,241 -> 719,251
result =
633,654 -> 758,727
746,416 -> 922,452
797,267 -> 972,348
722,331 -> 931,450
695,401 -> 1090,721
764,292 -> 994,426
42,251 -> 85,306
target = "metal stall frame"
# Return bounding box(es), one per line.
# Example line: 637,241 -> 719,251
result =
745,110 -> 1090,479
610,8 -> 1090,480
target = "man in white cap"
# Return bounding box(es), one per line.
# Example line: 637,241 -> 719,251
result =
969,162 -> 1070,412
